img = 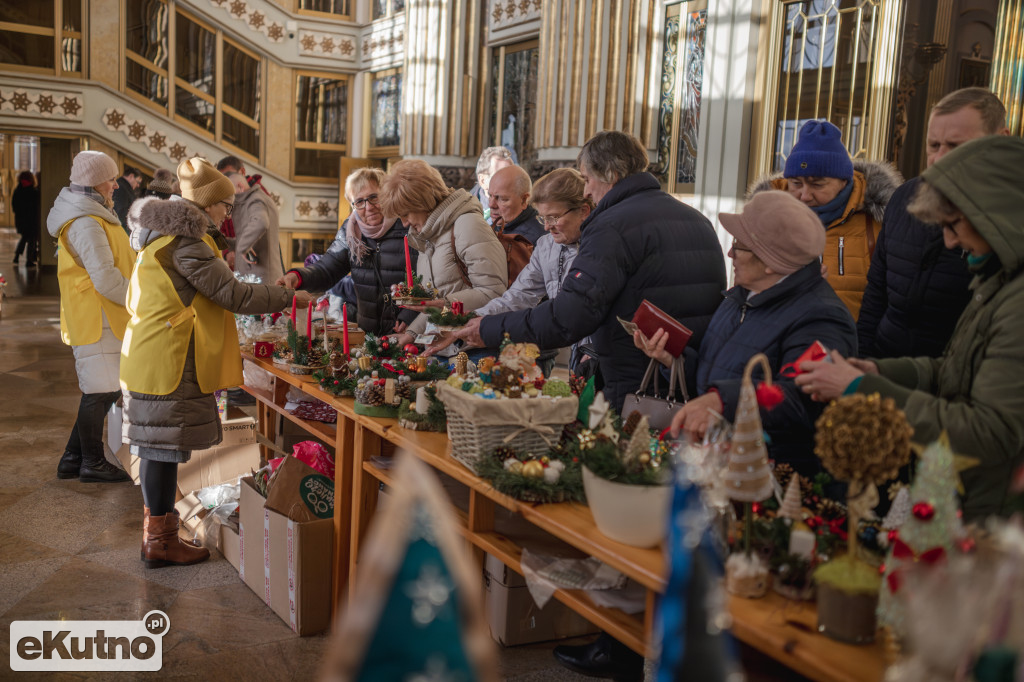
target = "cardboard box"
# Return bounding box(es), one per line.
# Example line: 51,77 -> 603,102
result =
219,409 -> 256,447
110,409 -> 257,491
239,476 -> 333,635
177,443 -> 260,495
483,554 -> 598,646
221,523 -> 240,571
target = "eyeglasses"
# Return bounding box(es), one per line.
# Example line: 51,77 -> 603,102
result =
353,194 -> 380,209
940,216 -> 964,236
537,206 -> 579,226
218,201 -> 233,217
731,240 -> 752,253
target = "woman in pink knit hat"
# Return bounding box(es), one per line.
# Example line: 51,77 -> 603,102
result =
45,150 -> 135,483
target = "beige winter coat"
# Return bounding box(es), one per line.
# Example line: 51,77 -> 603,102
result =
407,189 -> 507,336
232,185 -> 284,284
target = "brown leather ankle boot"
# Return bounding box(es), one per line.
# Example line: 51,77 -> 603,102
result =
142,510 -> 210,569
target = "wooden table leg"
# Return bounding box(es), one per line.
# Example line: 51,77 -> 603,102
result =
348,423 -> 381,605
330,411 -> 355,622
468,491 -> 496,577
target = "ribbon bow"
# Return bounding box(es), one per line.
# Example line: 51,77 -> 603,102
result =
886,538 -> 947,593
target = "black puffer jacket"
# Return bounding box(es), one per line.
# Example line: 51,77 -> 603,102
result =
480,172 -> 726,410
288,219 -> 418,336
856,177 -> 973,358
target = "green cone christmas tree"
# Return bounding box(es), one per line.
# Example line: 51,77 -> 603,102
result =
878,432 -> 963,638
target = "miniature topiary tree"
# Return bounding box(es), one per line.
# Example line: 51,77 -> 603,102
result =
812,392 -> 914,643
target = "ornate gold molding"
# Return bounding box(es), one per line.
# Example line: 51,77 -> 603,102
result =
992,0 -> 1024,136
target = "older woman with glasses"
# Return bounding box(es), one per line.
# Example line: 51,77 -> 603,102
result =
426,168 -> 593,371
379,159 -> 507,349
797,136 -> 1024,521
636,190 -> 857,478
278,167 -> 418,336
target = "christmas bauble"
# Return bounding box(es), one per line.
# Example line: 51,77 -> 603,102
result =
912,502 -> 935,521
521,460 -> 544,478
404,344 -> 419,355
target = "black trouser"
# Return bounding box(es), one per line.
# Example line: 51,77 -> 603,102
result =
14,229 -> 38,263
65,391 -> 120,463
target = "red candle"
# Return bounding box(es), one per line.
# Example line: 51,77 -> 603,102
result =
403,236 -> 413,288
306,301 -> 313,348
290,295 -> 297,327
342,303 -> 350,356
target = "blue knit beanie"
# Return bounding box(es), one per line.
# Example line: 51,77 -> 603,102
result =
784,120 -> 853,180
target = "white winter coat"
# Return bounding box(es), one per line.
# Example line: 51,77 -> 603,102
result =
406,189 -> 507,336
46,188 -> 130,394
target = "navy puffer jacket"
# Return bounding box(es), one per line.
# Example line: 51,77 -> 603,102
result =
696,261 -> 857,476
480,172 -> 726,409
856,178 -> 973,358
289,219 -> 418,336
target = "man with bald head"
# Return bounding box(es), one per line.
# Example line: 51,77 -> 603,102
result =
488,165 -> 545,245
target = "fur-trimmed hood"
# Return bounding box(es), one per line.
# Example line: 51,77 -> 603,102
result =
127,196 -> 209,250
747,159 -> 903,223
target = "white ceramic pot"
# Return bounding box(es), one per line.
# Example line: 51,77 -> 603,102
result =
582,466 -> 672,548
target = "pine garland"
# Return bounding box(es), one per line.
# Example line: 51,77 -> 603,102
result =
314,369 -> 357,396
476,450 -> 584,503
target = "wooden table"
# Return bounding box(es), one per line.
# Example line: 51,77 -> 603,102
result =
241,355 -> 887,681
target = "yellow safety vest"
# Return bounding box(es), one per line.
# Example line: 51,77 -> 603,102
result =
57,215 -> 134,346
120,233 -> 243,395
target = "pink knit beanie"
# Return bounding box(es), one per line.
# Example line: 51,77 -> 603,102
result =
69,151 -> 119,188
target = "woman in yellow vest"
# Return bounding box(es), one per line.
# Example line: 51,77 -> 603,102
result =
45,151 -> 134,483
121,158 -> 294,568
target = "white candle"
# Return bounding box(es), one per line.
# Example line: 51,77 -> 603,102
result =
789,528 -> 816,560
415,387 -> 430,415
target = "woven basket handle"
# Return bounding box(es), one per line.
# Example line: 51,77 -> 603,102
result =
742,353 -> 773,388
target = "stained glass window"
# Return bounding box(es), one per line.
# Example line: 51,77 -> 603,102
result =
654,1 -> 707,193
371,70 -> 402,150
485,40 -> 539,171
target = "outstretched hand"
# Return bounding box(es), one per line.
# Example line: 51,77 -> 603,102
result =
424,316 -> 485,356
793,350 -> 865,401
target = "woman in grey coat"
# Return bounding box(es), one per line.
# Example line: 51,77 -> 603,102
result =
122,158 -> 294,568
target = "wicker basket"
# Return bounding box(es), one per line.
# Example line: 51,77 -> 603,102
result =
437,382 -> 578,472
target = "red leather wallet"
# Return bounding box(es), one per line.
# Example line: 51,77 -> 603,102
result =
632,300 -> 693,358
